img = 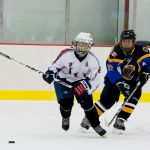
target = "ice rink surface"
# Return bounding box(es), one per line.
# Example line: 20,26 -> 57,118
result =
0,100 -> 149,150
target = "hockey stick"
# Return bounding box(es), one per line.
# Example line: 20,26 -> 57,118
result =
54,78 -> 72,88
105,81 -> 141,127
0,51 -> 44,74
0,51 -> 72,88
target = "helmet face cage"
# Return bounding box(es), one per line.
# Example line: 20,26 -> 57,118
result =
73,32 -> 94,57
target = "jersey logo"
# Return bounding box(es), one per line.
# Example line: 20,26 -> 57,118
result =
122,65 -> 135,80
69,62 -> 73,67
110,51 -> 117,58
68,62 -> 73,74
143,47 -> 149,52
85,62 -> 88,67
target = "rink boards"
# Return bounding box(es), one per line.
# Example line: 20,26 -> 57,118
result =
0,44 -> 150,101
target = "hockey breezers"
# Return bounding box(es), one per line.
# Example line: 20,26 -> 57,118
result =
105,81 -> 141,127
0,51 -> 72,88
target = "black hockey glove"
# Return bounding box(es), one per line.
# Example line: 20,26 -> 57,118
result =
73,79 -> 91,97
42,70 -> 54,84
116,81 -> 130,98
139,72 -> 150,87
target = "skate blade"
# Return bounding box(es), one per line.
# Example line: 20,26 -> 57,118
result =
79,127 -> 88,133
112,128 -> 124,134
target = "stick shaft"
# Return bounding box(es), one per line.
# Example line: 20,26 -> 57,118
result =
0,51 -> 44,74
0,51 -> 73,88
107,81 -> 140,127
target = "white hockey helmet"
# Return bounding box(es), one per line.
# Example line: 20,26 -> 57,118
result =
74,32 -> 94,46
73,32 -> 94,57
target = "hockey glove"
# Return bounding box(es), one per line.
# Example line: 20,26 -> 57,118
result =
116,81 -> 130,98
139,72 -> 150,87
73,80 -> 91,97
42,70 -> 54,84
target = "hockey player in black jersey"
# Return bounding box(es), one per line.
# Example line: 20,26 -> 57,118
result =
80,30 -> 150,134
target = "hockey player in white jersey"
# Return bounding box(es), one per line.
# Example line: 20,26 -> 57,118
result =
42,32 -> 106,136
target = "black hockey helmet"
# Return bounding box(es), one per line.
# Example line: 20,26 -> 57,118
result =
120,30 -> 136,55
120,30 -> 136,42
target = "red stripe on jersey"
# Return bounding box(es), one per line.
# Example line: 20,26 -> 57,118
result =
53,49 -> 73,64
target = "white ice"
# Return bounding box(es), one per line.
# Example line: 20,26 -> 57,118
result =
0,100 -> 149,150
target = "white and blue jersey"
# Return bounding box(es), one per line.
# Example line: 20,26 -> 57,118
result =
48,48 -> 101,94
